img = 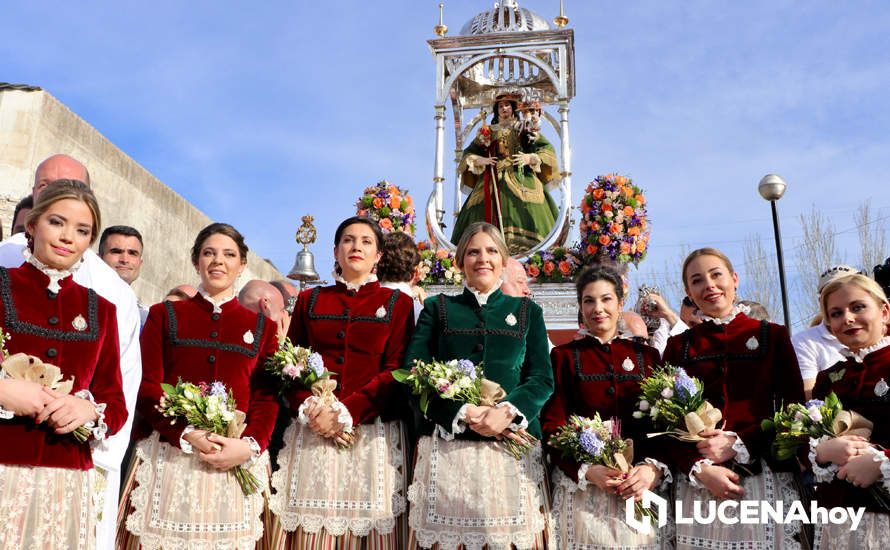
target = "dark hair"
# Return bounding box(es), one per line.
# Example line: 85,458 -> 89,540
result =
876,257 -> 890,297
575,265 -> 624,305
190,222 -> 248,266
377,231 -> 421,283
491,98 -> 518,125
334,216 -> 384,251
26,179 -> 101,245
98,225 -> 143,255
12,195 -> 33,234
681,296 -> 695,308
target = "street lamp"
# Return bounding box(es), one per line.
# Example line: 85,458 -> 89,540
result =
758,174 -> 790,326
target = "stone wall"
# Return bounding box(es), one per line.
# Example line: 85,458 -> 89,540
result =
0,88 -> 282,303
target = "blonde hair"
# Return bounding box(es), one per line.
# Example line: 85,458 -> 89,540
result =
819,273 -> 889,325
454,222 -> 509,269
681,247 -> 735,289
26,179 -> 101,245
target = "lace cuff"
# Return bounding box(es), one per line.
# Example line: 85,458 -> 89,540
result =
577,463 -> 592,491
725,431 -> 751,464
241,436 -> 262,468
0,372 -> 13,419
497,401 -> 528,431
73,389 -> 108,441
179,425 -> 197,454
436,404 -> 471,442
809,436 -> 839,482
641,457 -> 673,490
297,396 -> 354,433
688,458 -> 715,488
467,155 -> 487,175
526,153 -> 542,173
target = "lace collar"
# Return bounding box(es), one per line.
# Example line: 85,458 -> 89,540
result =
22,247 -> 82,293
465,280 -> 503,306
577,327 -> 620,345
196,284 -> 236,314
700,303 -> 750,326
841,336 -> 890,363
332,270 -> 378,292
381,280 -> 413,296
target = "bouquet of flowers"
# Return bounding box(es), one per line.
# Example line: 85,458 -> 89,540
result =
356,180 -> 416,235
158,379 -> 261,495
392,358 -> 536,459
417,241 -> 462,287
579,174 -> 650,266
265,338 -> 330,394
0,350 -> 93,442
549,414 -> 653,520
523,246 -> 583,283
634,365 -> 721,441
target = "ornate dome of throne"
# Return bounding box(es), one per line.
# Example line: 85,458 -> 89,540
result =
459,0 -> 551,36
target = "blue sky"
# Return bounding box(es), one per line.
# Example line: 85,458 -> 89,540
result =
3,1 -> 888,329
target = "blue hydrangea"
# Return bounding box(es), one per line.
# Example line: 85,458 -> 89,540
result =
579,428 -> 605,458
456,359 -> 477,379
674,368 -> 698,401
209,381 -> 227,398
308,353 -> 325,377
805,399 -> 825,409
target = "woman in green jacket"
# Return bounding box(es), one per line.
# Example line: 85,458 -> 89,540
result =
405,222 -> 553,549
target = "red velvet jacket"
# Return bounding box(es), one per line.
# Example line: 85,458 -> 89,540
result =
137,295 -> 279,451
662,312 -> 804,475
0,263 -> 126,470
812,343 -> 890,513
541,336 -> 663,482
284,281 -> 415,424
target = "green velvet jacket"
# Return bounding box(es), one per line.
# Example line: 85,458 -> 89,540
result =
404,287 -> 553,439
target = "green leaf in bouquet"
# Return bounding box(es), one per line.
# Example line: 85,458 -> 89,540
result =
420,391 -> 430,415
391,369 -> 410,383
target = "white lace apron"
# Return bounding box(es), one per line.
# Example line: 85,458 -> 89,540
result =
270,418 -> 407,537
814,512 -> 890,550
549,468 -> 670,550
407,435 -> 548,550
0,464 -> 95,550
675,459 -> 802,550
124,432 -> 269,550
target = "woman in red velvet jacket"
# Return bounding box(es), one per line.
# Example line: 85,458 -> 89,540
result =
811,273 -> 890,548
0,181 -> 126,549
662,247 -> 804,550
270,216 -> 415,549
542,265 -> 669,549
120,223 -> 279,550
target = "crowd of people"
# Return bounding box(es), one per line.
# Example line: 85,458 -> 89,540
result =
1,153 -> 889,550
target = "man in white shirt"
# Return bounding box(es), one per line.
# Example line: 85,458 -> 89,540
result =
793,264 -> 857,398
0,154 -> 142,550
99,225 -> 149,326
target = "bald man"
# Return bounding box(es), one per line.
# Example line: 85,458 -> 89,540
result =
500,257 -> 531,298
239,279 -> 287,343
270,279 -> 299,336
0,153 -> 140,550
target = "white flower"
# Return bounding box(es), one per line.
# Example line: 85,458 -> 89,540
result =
807,406 -> 823,422
638,399 -> 650,412
375,306 -> 387,318
621,357 -> 634,371
746,336 -> 759,350
72,314 -> 87,331
661,387 -> 674,399
505,313 -> 517,326
632,411 -> 645,419
793,411 -> 805,421
875,378 -> 889,397
650,406 -> 659,418
243,330 -> 254,344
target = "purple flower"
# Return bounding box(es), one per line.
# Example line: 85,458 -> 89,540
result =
579,428 -> 605,457
456,359 -> 477,379
674,369 -> 698,401
308,353 -> 325,377
804,399 -> 825,409
209,381 -> 227,398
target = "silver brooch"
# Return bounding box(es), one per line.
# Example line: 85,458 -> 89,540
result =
505,313 -> 517,326
243,330 -> 254,344
875,379 -> 889,397
375,306 -> 387,318
745,336 -> 759,350
72,315 -> 87,332
621,357 -> 635,371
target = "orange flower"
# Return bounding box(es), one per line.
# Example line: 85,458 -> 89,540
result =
543,261 -> 555,275
379,218 -> 394,231
406,195 -> 414,207
581,201 -> 591,213
620,242 -> 631,255
389,195 -> 401,210
435,249 -> 449,259
627,226 -> 641,237
592,188 -> 605,200
602,203 -> 613,212
388,185 -> 399,195
586,244 -> 599,255
623,185 -> 634,197
372,197 -> 384,209
614,175 -> 628,186
358,209 -> 369,216
598,235 -> 611,246
635,194 -> 645,204
591,222 -> 601,231
528,264 -> 541,277
609,222 -> 621,234
417,241 -> 429,250
623,206 -> 635,217
558,261 -> 571,275
638,242 -> 647,252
